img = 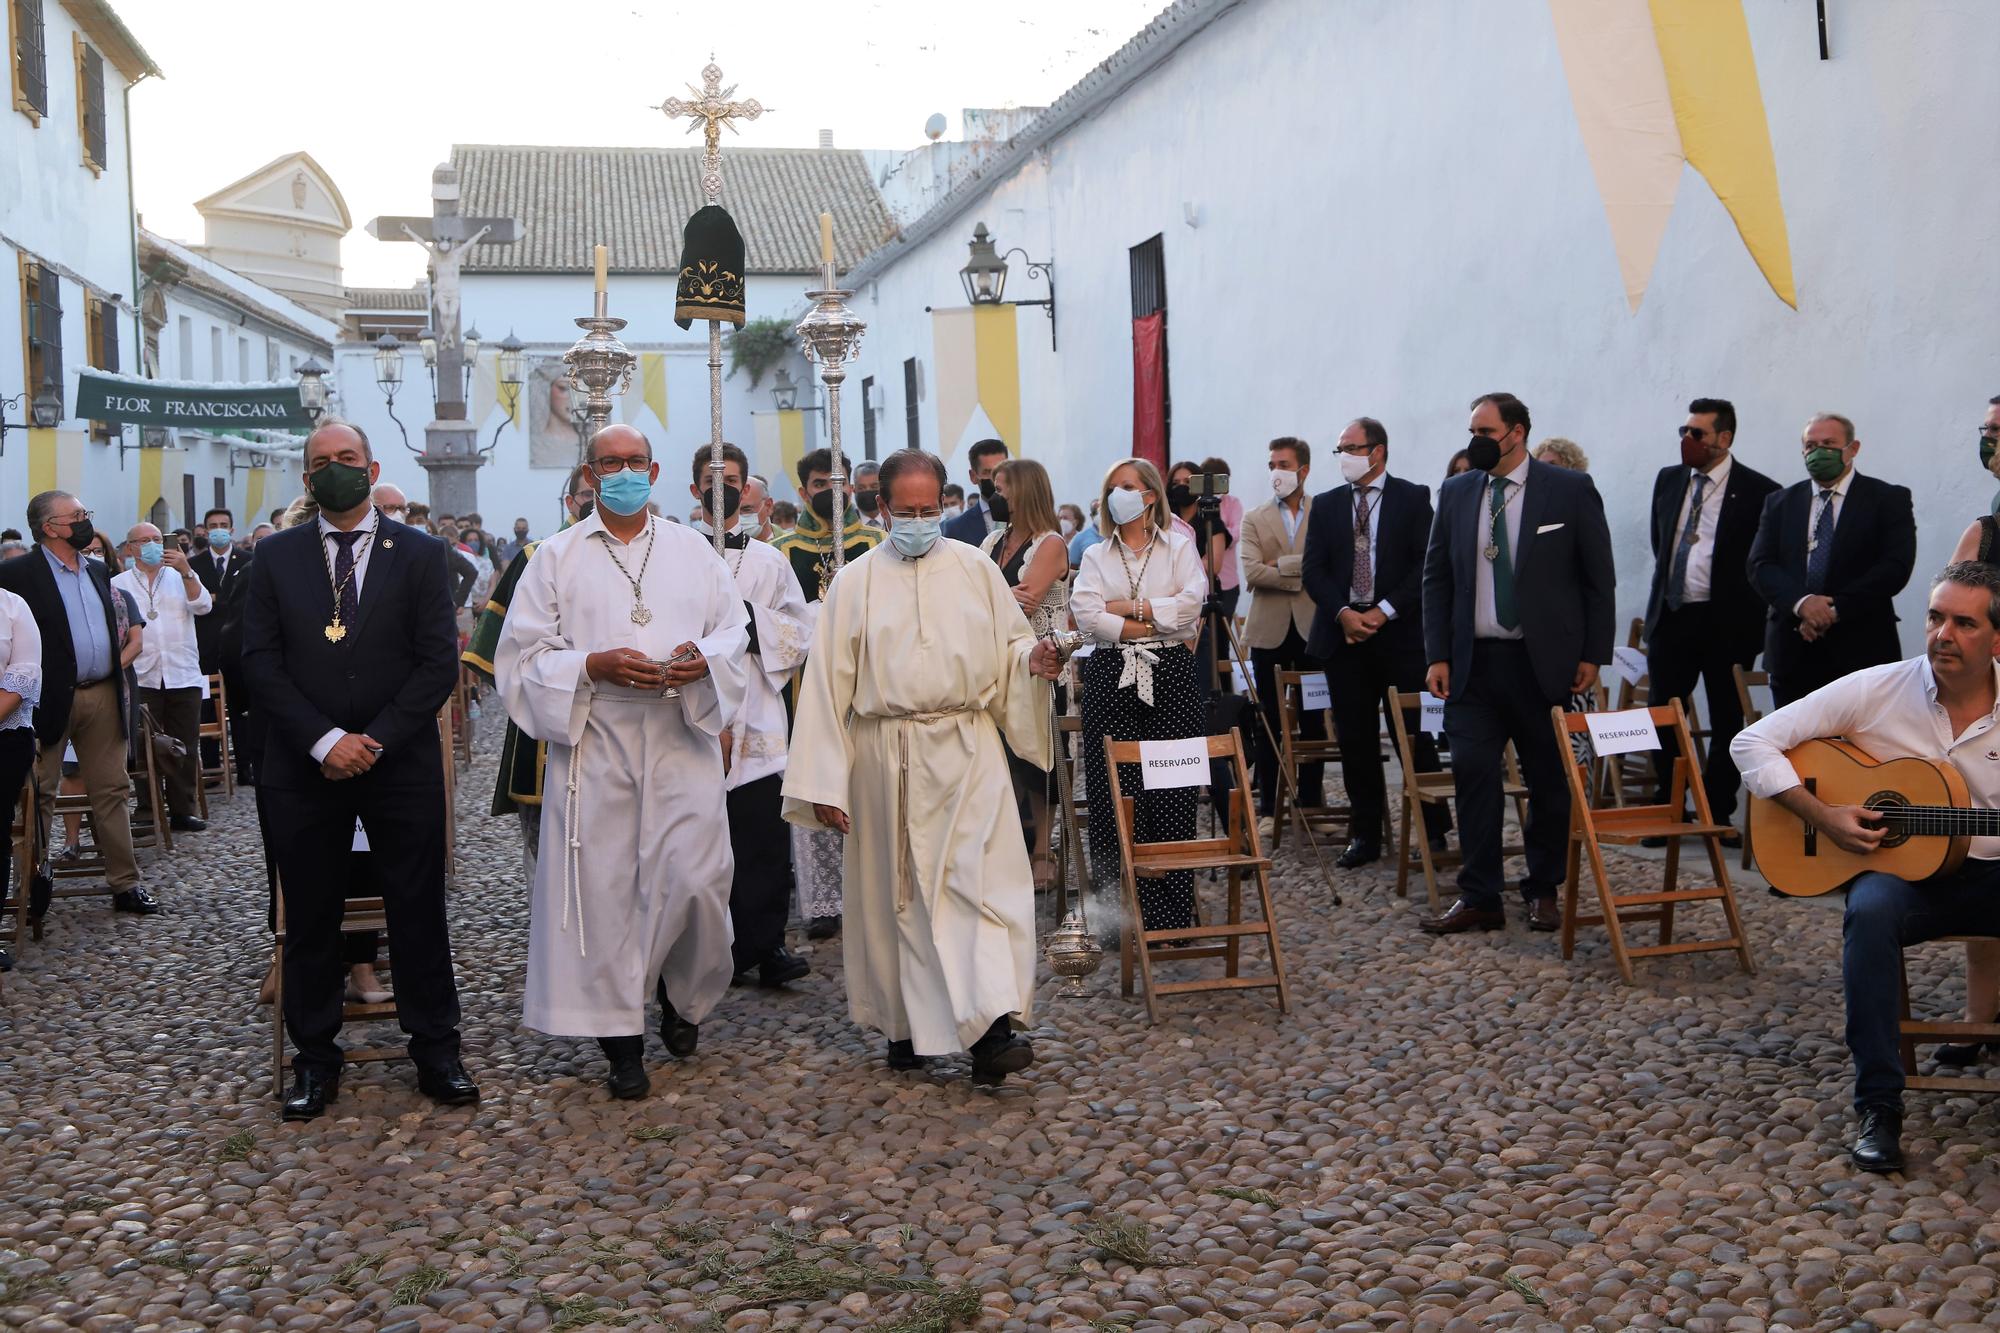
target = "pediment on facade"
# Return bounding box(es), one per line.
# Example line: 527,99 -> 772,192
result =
195,152 -> 352,236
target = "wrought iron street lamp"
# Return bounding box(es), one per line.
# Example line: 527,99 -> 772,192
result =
959,221 -> 1058,351
486,330 -> 525,455
374,332 -> 413,453
295,355 -> 329,423
0,372 -> 61,456
771,367 -> 799,412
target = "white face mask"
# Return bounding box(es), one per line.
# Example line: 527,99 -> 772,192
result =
943,502 -> 963,519
1339,451 -> 1375,484
1106,486 -> 1151,526
1059,518 -> 1077,537
1270,469 -> 1298,499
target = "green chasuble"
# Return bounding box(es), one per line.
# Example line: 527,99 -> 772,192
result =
771,505 -> 884,605
462,542 -> 546,816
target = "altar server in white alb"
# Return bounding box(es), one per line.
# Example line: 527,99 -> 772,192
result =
496,424 -> 749,1100
689,442 -> 815,988
782,448 -> 1066,1085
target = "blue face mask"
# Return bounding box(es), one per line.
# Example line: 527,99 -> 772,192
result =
890,516 -> 942,559
138,540 -> 165,567
596,466 -> 654,516
122,556 -> 136,571
207,527 -> 232,549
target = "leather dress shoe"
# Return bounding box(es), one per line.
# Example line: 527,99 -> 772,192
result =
0,946 -> 13,972
1335,838 -> 1381,870
732,948 -> 811,988
1849,1103 -> 1904,1173
1419,899 -> 1505,934
806,915 -> 840,941
281,1068 -> 340,1121
599,1036 -> 650,1100
111,888 -> 161,914
969,1017 -> 1034,1087
1935,1039 -> 1995,1068
654,980 -> 699,1058
886,1039 -> 928,1071
169,815 -> 208,832
1525,897 -> 1562,932
416,1060 -> 480,1106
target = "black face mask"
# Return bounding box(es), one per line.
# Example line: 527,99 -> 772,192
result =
1167,483 -> 1193,512
978,477 -> 996,502
700,483 -> 743,520
856,488 -> 880,517
986,491 -> 1012,525
1466,433 -> 1504,472
572,494 -> 595,522
55,516 -> 95,550
810,490 -> 837,521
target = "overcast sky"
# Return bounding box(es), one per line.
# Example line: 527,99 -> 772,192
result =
120,0 -> 1166,288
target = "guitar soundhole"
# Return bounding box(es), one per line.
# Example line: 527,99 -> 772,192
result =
1866,791 -> 1911,849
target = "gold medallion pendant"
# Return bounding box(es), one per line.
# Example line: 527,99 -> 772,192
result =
324,622 -> 347,643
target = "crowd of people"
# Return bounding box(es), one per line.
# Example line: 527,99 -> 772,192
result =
4,392 -> 1998,1175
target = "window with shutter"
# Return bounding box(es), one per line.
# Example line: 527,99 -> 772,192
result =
903,357 -> 920,449
12,0 -> 47,123
86,295 -> 117,440
75,38 -> 105,171
861,375 -> 877,461
23,260 -> 62,400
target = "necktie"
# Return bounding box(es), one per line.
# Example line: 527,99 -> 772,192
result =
1351,486 -> 1375,603
330,530 -> 363,629
1664,473 -> 1710,612
1489,477 -> 1518,631
1805,489 -> 1836,594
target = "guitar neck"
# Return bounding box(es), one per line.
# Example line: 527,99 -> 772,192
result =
1876,805 -> 2000,837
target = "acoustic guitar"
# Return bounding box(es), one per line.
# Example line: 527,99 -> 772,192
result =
1750,738 -> 1999,896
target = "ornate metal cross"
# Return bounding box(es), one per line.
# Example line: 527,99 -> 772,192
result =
660,59 -> 767,203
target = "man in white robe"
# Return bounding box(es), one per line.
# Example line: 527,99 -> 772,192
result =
496,424 -> 749,1100
689,443 -> 815,987
783,449 -> 1065,1085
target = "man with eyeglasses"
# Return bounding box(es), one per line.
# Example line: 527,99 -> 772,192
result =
497,424 -> 749,1101
0,490 -> 151,919
782,448 -> 1066,1086
1639,398 -> 1780,842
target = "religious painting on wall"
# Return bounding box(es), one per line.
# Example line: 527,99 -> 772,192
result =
527,358 -> 584,468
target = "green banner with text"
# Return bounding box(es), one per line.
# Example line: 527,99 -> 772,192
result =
73,372 -> 312,430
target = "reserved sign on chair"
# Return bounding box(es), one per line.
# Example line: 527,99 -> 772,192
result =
1585,708 -> 1661,756
1139,736 -> 1211,789
1299,672 -> 1331,711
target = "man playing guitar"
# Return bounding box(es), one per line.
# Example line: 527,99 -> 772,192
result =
1732,561 -> 2000,1173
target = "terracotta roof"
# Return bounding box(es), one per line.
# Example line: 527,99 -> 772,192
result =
343,286 -> 430,311
451,145 -> 896,275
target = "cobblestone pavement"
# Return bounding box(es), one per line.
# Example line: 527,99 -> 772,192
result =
4,726 -> 2000,1332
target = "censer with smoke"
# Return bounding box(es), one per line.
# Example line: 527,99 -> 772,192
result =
1038,631 -> 1103,995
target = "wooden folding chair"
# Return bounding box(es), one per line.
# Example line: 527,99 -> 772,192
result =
270,873 -> 397,1098
1899,937 -> 2000,1096
451,669 -> 475,767
50,709 -> 170,897
1732,666 -> 1770,871
1384,688 -> 1528,912
1553,699 -> 1754,983
1269,668 -> 1391,853
198,672 -> 234,802
3,778 -> 34,973
1103,727 -> 1290,1024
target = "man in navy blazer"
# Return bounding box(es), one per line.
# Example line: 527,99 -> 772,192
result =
1421,392 -> 1615,935
940,437 -> 1009,546
243,420 -> 477,1120
1746,412 -> 1916,707
1301,417 -> 1447,866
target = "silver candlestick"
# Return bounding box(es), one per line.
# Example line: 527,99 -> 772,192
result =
562,286 -> 636,452
795,261 -> 866,576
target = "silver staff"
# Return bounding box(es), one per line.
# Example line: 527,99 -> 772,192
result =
794,242 -> 866,575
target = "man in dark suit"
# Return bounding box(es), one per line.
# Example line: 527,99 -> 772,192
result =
190,506 -> 255,784
1641,399 -> 1780,837
1421,392 -> 1615,935
1302,418 -> 1447,866
243,420 -> 477,1120
941,437 -> 1009,546
0,491 -> 152,917
1747,413 -> 1916,707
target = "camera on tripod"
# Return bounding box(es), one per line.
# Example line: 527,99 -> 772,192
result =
1185,472 -> 1230,502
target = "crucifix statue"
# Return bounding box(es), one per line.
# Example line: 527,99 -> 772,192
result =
366,162 -> 521,513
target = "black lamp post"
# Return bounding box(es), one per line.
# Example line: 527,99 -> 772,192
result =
959,222 -> 1057,351
0,373 -> 61,456
374,332 -> 413,453
486,330 -> 525,455
295,355 -> 330,424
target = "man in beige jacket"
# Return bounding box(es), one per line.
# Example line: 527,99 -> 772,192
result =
1240,436 -> 1321,831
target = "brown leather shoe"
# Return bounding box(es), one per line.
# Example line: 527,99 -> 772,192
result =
1526,897 -> 1561,932
1420,899 -> 1505,934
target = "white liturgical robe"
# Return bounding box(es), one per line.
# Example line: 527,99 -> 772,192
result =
718,535 -> 813,789
781,539 -> 1052,1054
496,511 -> 749,1037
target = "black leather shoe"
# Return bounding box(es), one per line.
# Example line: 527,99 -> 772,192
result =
1850,1103 -> 1904,1173
735,948 -> 810,988
970,1017 -> 1034,1087
599,1036 -> 650,1100
111,888 -> 161,915
416,1060 -> 480,1106
169,815 -> 208,832
0,946 -> 13,972
1419,899 -> 1505,934
886,1039 -> 928,1071
806,915 -> 840,941
1335,838 -> 1381,870
1525,897 -> 1562,932
281,1068 -> 340,1121
654,980 -> 699,1058
1935,1040 -> 1994,1068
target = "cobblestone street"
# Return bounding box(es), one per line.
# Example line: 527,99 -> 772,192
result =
4,729 -> 2000,1332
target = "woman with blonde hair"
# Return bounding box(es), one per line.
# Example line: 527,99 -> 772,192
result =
1531,437 -> 1590,471
1071,457 -> 1209,932
980,458 -> 1071,888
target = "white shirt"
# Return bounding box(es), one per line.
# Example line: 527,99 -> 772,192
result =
1278,497 -> 1304,546
1666,453 -> 1734,605
1344,474 -> 1399,620
0,587 -> 42,732
1795,464 -> 1856,615
1071,525 -> 1209,647
309,508 -> 383,763
1473,461 -> 1529,640
1732,656 -> 2000,861
111,562 -> 213,691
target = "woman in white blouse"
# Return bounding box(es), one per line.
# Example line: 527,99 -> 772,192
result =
1071,457 -> 1209,933
0,585 -> 42,970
